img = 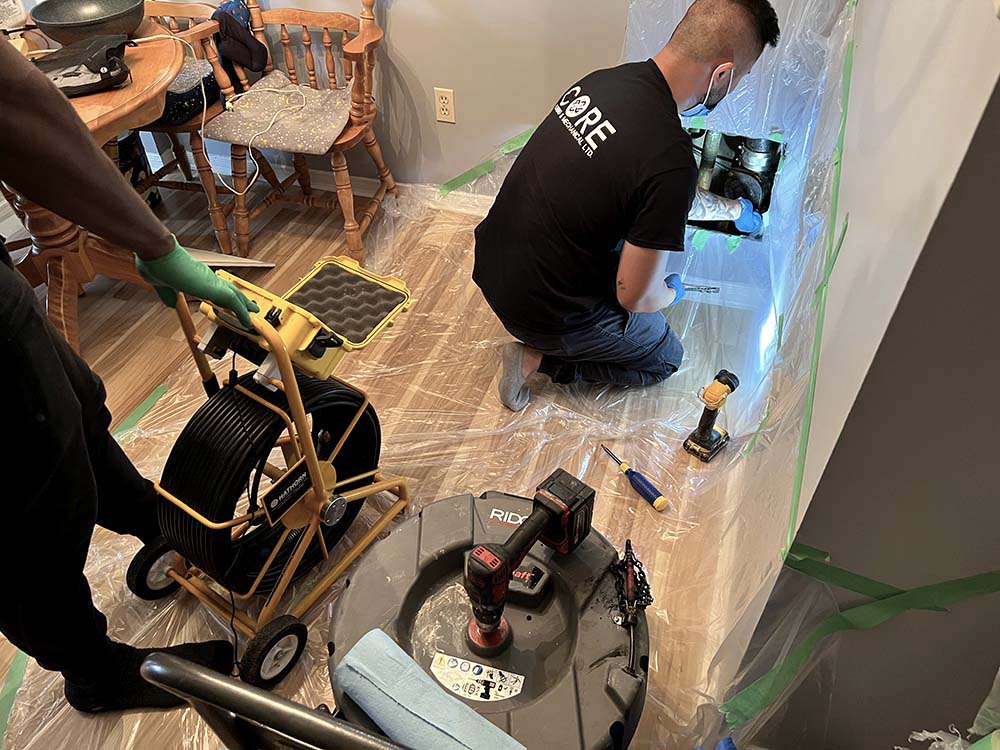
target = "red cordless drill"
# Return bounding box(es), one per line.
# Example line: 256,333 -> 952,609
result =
463,469 -> 595,656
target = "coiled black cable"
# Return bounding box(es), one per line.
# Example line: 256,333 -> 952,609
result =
158,372 -> 380,595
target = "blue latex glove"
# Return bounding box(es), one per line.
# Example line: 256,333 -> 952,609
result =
734,197 -> 763,234
665,273 -> 686,306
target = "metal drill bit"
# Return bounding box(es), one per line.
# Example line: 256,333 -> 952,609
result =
685,284 -> 721,294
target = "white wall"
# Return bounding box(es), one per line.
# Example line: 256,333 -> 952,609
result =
265,0 -> 630,185
800,0 -> 1000,521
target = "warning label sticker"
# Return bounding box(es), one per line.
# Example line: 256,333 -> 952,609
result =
430,652 -> 524,702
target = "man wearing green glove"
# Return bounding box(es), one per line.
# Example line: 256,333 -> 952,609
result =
0,41 -> 254,712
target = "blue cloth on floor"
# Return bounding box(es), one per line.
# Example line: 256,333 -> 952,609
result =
333,629 -> 525,750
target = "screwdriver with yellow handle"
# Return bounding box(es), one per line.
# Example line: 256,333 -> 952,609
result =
601,445 -> 669,512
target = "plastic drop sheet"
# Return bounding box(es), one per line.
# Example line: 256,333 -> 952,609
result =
5,1 -> 855,748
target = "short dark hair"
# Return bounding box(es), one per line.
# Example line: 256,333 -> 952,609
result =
730,0 -> 781,49
669,0 -> 781,64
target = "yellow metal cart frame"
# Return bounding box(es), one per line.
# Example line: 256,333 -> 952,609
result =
128,258 -> 412,688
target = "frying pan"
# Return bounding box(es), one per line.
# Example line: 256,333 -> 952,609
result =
31,0 -> 145,45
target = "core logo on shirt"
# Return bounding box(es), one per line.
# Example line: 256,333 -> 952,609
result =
553,85 -> 617,158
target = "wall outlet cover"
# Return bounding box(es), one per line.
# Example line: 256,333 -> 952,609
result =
435,87 -> 456,124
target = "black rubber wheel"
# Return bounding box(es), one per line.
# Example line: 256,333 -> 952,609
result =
126,537 -> 180,600
241,615 -> 308,689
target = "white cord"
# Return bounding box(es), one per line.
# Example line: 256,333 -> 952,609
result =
132,34 -> 308,196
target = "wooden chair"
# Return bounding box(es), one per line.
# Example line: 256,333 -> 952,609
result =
137,3 -> 240,254
226,0 -> 395,260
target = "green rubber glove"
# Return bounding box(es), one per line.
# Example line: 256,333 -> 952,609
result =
136,238 -> 259,329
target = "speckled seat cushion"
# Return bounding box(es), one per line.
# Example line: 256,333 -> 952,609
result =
204,70 -> 351,155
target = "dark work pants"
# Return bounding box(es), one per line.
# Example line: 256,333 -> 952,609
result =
0,248 -> 160,682
497,303 -> 684,386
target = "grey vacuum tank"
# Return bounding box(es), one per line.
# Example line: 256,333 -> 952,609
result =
328,473 -> 650,750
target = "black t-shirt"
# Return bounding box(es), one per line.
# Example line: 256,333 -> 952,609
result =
473,60 -> 697,332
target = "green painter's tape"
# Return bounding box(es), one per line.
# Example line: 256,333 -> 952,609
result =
727,236 -> 742,253
776,312 -> 786,352
500,127 -> 536,155
741,405 -> 771,457
769,132 -> 784,144
439,159 -> 496,198
787,556 -> 947,612
787,541 -> 829,562
686,115 -> 708,130
0,651 -> 28,743
691,229 -> 710,251
784,34 -> 856,557
813,215 -> 850,307
722,570 -> 1000,729
971,732 -> 999,750
113,384 -> 168,437
438,127 -> 536,197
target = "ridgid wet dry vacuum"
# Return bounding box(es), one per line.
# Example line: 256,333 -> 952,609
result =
328,469 -> 653,750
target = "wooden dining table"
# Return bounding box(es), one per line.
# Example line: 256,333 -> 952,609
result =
3,19 -> 185,351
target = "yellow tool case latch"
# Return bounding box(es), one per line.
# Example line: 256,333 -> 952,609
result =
199,256 -> 411,381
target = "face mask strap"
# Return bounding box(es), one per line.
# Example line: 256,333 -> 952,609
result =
701,63 -> 734,111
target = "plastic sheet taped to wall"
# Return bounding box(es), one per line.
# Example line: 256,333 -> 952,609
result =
4,2 -> 856,749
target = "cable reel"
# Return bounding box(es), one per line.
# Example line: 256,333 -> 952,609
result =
126,258 -> 412,689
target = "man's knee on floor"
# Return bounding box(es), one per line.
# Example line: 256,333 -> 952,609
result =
637,360 -> 680,386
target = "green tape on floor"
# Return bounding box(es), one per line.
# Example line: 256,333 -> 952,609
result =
722,570 -> 1000,730
776,312 -> 786,352
0,651 -> 28,742
113,384 -> 169,437
727,236 -> 742,253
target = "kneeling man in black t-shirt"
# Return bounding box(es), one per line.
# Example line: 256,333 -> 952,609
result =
473,0 -> 779,410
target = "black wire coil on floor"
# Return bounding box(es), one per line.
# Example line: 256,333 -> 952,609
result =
158,373 -> 380,595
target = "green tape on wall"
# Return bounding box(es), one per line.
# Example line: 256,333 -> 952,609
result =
722,570 -> 1000,729
692,229 -> 710,251
784,33 -> 856,557
439,127 -> 536,197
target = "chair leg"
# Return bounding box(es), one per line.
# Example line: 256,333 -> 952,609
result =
232,144 -> 250,257
168,133 -> 194,181
46,255 -> 81,352
251,148 -> 283,191
292,153 -> 312,196
363,129 -> 395,194
331,151 -> 362,261
191,132 -> 232,255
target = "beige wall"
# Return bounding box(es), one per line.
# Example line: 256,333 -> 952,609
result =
268,0 -> 631,184
800,0 -> 1000,524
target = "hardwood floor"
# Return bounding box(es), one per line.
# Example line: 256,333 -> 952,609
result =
2,180 -> 769,750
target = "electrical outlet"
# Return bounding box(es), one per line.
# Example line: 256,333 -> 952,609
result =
435,87 -> 456,124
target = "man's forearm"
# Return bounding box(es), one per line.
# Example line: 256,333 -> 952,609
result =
0,43 -> 174,259
688,189 -> 743,222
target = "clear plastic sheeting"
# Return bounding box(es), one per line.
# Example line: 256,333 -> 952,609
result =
5,1 -> 855,747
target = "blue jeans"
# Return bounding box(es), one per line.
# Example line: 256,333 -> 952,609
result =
499,305 -> 684,386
